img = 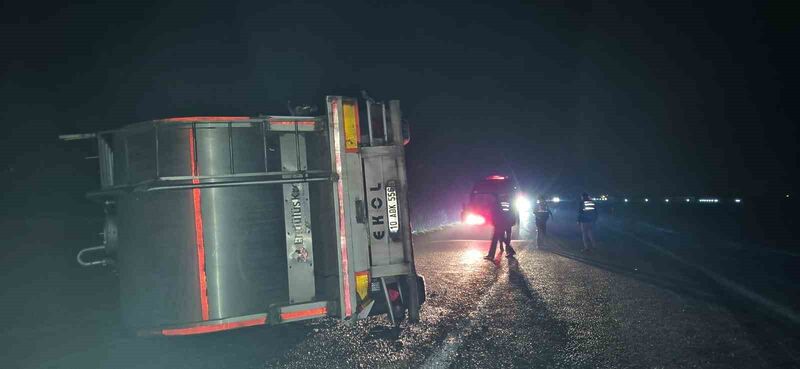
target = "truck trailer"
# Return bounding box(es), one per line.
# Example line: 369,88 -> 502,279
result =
63,96 -> 424,336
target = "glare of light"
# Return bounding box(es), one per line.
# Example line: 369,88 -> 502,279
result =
461,248 -> 484,265
735,198 -> 741,203
686,198 -> 691,202
514,194 -> 532,213
624,198 -> 629,202
786,194 -> 790,198
486,175 -> 506,180
644,198 -> 649,202
665,199 -> 670,203
551,196 -> 561,203
463,213 -> 486,225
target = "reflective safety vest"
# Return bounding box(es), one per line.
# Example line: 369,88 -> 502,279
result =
579,200 -> 597,222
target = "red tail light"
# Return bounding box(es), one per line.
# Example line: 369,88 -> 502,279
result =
463,213 -> 486,225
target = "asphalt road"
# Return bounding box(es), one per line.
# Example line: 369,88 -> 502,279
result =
4,212 -> 799,368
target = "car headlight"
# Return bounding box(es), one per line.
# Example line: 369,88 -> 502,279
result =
514,195 -> 532,212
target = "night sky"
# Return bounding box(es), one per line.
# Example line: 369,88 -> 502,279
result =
1,1 -> 796,213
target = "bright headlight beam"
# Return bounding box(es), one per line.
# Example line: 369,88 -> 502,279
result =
514,195 -> 532,212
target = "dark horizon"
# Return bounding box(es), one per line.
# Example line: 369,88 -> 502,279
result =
1,0 -> 797,199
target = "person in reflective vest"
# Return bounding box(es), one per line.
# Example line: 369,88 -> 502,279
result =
577,193 -> 598,251
534,195 -> 553,248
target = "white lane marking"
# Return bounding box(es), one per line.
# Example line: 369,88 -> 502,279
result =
606,227 -> 800,325
716,241 -> 800,258
419,258 -> 511,369
411,222 -> 459,235
606,218 -> 800,258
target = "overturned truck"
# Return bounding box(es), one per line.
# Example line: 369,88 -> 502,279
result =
64,96 -> 424,335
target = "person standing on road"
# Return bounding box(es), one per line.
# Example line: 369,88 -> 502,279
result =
577,193 -> 598,252
485,195 -> 516,260
501,194 -> 517,257
534,195 -> 553,248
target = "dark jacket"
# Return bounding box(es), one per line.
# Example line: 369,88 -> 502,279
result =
493,200 -> 516,229
534,203 -> 552,222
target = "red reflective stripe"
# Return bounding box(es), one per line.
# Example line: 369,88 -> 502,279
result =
331,100 -> 352,317
189,129 -> 210,321
280,307 -> 327,321
161,317 -> 266,336
162,116 -> 250,122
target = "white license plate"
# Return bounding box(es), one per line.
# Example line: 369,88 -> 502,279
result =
385,186 -> 400,234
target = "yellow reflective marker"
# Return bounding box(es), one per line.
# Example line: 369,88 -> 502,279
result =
355,271 -> 370,301
343,101 -> 360,152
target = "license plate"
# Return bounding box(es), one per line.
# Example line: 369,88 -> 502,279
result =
385,186 -> 400,234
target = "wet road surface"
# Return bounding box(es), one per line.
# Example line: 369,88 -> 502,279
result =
4,213 -> 799,368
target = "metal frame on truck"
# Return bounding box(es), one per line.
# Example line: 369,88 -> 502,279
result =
327,97 -> 422,325
62,95 -> 424,335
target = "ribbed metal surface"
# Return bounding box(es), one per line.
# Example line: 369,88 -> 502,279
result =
110,121 -> 288,329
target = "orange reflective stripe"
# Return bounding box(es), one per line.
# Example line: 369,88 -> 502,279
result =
161,317 -> 266,336
189,128 -> 209,321
270,121 -> 316,126
281,307 -> 328,321
162,116 -> 250,122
